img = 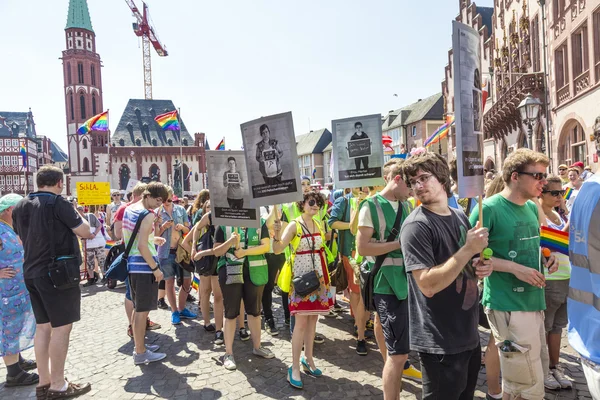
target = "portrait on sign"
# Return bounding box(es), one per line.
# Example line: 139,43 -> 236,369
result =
240,111 -> 302,207
206,150 -> 259,228
332,114 -> 384,189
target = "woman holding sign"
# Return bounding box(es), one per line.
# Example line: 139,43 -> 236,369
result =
212,221 -> 274,371
255,124 -> 284,185
273,191 -> 334,390
223,157 -> 244,209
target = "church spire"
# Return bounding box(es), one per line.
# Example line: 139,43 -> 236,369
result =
65,0 -> 94,33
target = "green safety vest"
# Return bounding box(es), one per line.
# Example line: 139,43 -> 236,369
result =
216,225 -> 268,286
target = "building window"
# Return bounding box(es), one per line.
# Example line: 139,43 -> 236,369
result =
91,65 -> 96,86
593,9 -> 600,83
412,126 -> 417,137
80,95 -> 86,119
77,63 -> 84,84
531,16 -> 541,72
6,176 -> 12,186
11,156 -> 18,166
553,0 -> 565,22
69,94 -> 74,121
12,139 -> 18,147
571,24 -> 589,78
82,157 -> 90,172
0,176 -> 4,186
562,121 -> 587,164
555,44 -> 568,89
67,62 -> 72,85
3,156 -> 9,166
82,139 -> 87,149
92,94 -> 97,115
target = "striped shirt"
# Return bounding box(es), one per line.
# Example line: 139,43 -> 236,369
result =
123,206 -> 158,274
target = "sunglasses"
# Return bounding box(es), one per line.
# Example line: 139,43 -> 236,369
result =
542,190 -> 566,197
517,171 -> 548,181
558,168 -> 567,171
166,199 -> 173,203
307,199 -> 317,207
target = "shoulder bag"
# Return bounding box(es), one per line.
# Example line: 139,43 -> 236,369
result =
194,214 -> 218,276
105,209 -> 151,282
292,220 -> 322,298
360,201 -> 404,312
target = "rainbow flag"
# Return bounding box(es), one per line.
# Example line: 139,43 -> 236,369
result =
191,275 -> 200,291
564,187 -> 573,200
216,138 -> 225,150
540,225 -> 569,256
105,240 -> 117,250
424,115 -> 455,148
77,111 -> 109,135
20,142 -> 27,168
154,111 -> 180,131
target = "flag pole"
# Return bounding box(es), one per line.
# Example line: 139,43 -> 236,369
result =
178,108 -> 184,196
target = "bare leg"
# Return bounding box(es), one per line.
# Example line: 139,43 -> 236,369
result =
303,315 -> 319,368
291,315 -> 308,382
224,318 -> 236,355
374,313 -> 387,363
165,278 -> 177,312
132,311 -> 149,355
125,298 -> 134,325
211,277 -> 224,331
547,332 -> 562,368
382,353 -> 407,400
350,292 -> 366,340
178,277 -> 191,311
200,276 -> 212,326
247,315 -> 262,350
486,333 -> 501,396
48,324 -> 73,391
34,323 -> 51,387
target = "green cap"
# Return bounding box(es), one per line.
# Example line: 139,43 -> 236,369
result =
482,248 -> 493,259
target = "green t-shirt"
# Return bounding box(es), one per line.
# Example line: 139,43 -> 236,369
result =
469,194 -> 545,312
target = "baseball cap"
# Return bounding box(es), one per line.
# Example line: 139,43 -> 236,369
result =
172,195 -> 180,202
558,164 -> 568,169
570,161 -> 584,169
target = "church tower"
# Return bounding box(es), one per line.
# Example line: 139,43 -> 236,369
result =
62,0 -> 105,176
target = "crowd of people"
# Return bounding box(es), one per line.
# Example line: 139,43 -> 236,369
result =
0,150 -> 599,399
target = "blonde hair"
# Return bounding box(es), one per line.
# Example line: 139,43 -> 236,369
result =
502,148 -> 549,184
383,158 -> 404,179
132,182 -> 148,197
485,175 -> 505,197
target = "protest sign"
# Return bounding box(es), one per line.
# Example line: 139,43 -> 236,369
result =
77,182 -> 111,206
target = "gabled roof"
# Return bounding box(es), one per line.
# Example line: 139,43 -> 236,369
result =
112,99 -> 195,148
50,141 -> 69,163
384,93 -> 444,130
0,110 -> 37,139
65,0 -> 94,32
296,128 -> 332,156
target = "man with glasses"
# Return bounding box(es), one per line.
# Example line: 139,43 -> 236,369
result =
107,190 -> 123,240
565,168 -> 583,212
557,164 -> 569,185
470,148 -> 559,400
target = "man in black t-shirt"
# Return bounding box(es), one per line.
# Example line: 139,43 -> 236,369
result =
399,152 -> 492,399
13,166 -> 94,399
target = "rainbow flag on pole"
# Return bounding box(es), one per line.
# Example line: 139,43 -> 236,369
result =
191,275 -> 200,291
154,111 -> 180,131
540,225 -> 569,255
563,187 -> 574,200
424,115 -> 455,148
216,138 -> 225,150
20,141 -> 27,168
77,111 -> 109,135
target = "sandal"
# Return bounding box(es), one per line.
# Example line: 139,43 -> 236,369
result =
46,381 -> 91,399
4,370 -> 40,387
19,358 -> 37,371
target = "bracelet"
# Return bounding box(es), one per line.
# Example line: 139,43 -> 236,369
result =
150,264 -> 159,272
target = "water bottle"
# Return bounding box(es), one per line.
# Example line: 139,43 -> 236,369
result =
500,340 -> 516,352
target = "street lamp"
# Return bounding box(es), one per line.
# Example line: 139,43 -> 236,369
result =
518,93 -> 542,149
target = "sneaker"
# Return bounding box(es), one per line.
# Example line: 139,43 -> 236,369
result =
485,394 -> 503,400
179,308 -> 197,319
133,350 -> 166,365
403,364 -> 422,382
146,318 -> 161,331
82,278 -> 96,287
333,302 -> 343,312
171,311 -> 182,325
157,298 -> 168,309
223,354 -> 236,370
313,334 -> 325,344
284,317 -> 290,326
145,344 -> 160,352
127,325 -> 133,338
356,340 -> 368,356
253,346 -> 275,359
551,366 -> 572,389
265,319 -> 279,336
325,310 -> 337,318
239,328 -> 250,341
214,330 -> 224,345
273,286 -> 282,295
204,324 -> 216,332
544,371 -> 561,390
186,293 -> 196,303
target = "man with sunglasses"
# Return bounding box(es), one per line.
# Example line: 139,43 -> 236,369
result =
470,148 -> 559,400
557,164 -> 569,185
106,190 -> 123,228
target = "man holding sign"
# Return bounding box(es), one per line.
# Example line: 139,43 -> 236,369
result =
255,124 -> 284,185
223,157 -> 244,209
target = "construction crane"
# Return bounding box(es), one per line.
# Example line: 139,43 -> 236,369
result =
125,0 -> 168,100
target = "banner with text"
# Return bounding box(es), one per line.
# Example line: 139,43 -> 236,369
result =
453,21 -> 485,198
77,182 -> 111,206
206,150 -> 260,228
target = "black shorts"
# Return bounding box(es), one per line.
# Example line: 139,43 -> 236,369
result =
25,275 -> 81,328
218,262 -> 264,320
129,273 -> 159,312
374,293 -> 410,356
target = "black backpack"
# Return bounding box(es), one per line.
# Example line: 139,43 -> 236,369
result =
194,214 -> 217,276
104,242 -> 125,289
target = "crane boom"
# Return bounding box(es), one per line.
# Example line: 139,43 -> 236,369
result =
124,0 -> 168,99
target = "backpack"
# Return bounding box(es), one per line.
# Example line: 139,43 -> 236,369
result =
104,243 -> 125,289
194,214 -> 217,276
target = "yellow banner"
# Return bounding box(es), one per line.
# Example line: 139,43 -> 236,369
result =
77,182 -> 111,206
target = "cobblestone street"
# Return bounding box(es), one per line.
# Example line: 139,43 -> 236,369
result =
0,283 -> 594,399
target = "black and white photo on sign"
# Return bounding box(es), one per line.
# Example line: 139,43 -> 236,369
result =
332,113 -> 384,189
205,150 -> 260,228
453,20 -> 485,199
240,111 -> 302,207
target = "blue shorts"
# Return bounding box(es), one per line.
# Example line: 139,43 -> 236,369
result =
160,253 -> 191,280
125,277 -> 132,301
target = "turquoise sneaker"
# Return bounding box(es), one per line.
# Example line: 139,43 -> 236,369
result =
179,308 -> 197,319
171,311 -> 181,325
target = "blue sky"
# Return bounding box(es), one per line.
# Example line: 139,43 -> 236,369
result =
0,0 -> 492,151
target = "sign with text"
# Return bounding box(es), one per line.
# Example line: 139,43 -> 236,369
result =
347,138 -> 372,158
453,21 -> 485,198
77,182 -> 111,206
